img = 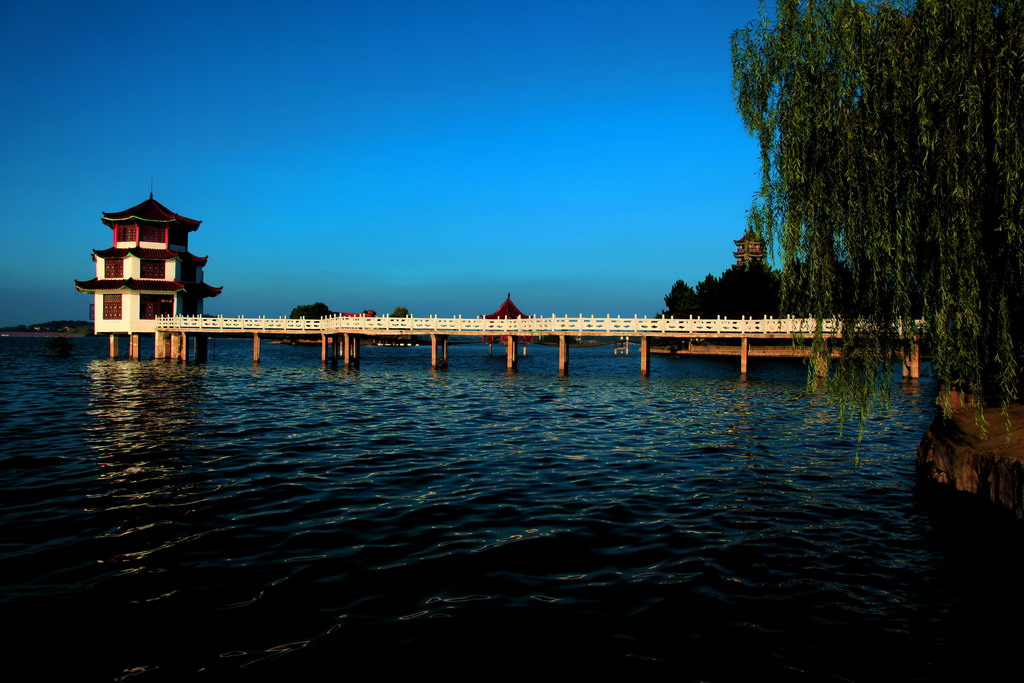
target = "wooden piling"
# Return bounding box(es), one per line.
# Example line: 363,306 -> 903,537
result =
154,331 -> 166,359
640,336 -> 651,376
430,334 -> 448,368
904,337 -> 921,379
740,337 -> 749,375
342,333 -> 360,367
506,336 -> 517,370
109,334 -> 120,359
253,333 -> 261,363
558,334 -> 569,374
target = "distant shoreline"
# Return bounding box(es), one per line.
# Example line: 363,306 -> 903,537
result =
0,332 -> 88,338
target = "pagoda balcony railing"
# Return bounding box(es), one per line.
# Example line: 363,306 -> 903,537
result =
156,314 -> 854,336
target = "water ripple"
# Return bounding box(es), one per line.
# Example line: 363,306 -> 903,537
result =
2,336 -> 1021,681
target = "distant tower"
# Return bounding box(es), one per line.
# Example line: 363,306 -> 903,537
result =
75,195 -> 222,357
733,229 -> 766,266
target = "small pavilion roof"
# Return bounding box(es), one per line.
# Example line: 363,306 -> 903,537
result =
92,247 -> 208,265
485,294 -> 529,319
101,195 -> 201,231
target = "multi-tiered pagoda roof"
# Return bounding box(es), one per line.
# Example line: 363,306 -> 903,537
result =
101,195 -> 201,231
91,247 -> 209,265
75,195 -> 221,301
75,278 -> 222,296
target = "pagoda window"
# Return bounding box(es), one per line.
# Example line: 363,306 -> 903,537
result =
102,294 -> 122,320
116,225 -> 137,242
140,295 -> 173,320
141,260 -> 165,279
104,258 -> 124,278
140,225 -> 164,243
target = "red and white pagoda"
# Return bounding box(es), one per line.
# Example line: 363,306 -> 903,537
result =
733,229 -> 766,265
76,195 -> 222,354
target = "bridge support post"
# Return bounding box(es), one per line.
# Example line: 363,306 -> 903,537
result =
813,340 -> 828,378
332,335 -> 340,361
430,334 -> 448,368
342,333 -> 360,367
170,332 -> 180,360
129,334 -> 140,359
506,336 -> 518,370
179,333 -> 189,361
903,338 -> 921,379
740,337 -> 749,375
558,335 -> 569,374
109,334 -> 120,359
321,334 -> 328,363
154,331 -> 165,359
253,333 -> 261,363
640,336 -> 651,376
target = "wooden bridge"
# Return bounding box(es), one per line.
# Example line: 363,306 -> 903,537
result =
129,314 -> 922,378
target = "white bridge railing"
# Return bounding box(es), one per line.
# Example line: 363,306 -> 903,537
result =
155,314 -> 843,335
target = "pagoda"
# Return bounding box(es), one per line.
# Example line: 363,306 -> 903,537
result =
733,229 -> 766,265
75,194 -> 222,357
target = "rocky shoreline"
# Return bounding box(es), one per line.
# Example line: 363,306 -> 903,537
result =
916,401 -> 1024,519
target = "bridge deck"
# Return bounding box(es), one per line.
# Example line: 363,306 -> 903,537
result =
125,314 -> 920,378
154,314 -> 843,337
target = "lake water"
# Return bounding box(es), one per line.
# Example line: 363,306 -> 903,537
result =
2,336 -> 1022,681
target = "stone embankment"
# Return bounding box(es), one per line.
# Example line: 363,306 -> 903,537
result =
916,400 -> 1024,519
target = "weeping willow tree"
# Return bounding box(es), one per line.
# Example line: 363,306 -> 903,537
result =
732,0 -> 1024,428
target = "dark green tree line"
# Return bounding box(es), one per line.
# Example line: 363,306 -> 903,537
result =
732,0 -> 1024,424
663,260 -> 781,318
289,302 -> 331,319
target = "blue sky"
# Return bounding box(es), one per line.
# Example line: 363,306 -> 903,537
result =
0,0 -> 765,326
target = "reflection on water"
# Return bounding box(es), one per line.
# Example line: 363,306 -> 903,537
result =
1,336 -> 1022,681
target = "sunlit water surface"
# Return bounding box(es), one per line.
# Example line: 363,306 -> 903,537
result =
2,337 -> 1022,681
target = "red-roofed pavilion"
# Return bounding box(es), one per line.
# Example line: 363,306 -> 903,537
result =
482,294 -> 532,368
